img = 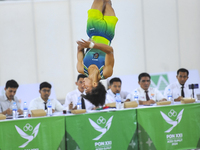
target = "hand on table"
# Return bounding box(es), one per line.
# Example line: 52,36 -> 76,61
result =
159,98 -> 167,102
17,109 -> 23,115
139,100 -> 155,105
6,108 -> 12,115
174,96 -> 183,101
69,102 -> 73,110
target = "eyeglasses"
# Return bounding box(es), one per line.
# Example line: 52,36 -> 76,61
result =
141,80 -> 150,83
41,89 -> 50,93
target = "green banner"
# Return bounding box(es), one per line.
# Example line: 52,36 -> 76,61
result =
0,116 -> 65,150
66,109 -> 137,150
137,103 -> 200,150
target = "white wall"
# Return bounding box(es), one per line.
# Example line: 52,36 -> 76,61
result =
33,1 -> 74,99
0,0 -> 199,100
142,0 -> 179,72
0,1 -> 37,84
177,0 -> 200,69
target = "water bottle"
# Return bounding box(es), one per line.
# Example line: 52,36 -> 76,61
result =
77,96 -> 82,110
23,102 -> 28,118
167,89 -> 173,104
115,93 -> 121,109
134,90 -> 139,104
47,99 -> 52,116
12,102 -> 18,119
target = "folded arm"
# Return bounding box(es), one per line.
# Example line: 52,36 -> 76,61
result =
76,39 -> 114,79
76,39 -> 113,54
139,100 -> 155,105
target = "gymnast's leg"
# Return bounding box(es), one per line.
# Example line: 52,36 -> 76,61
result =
103,0 -> 116,16
91,0 -> 104,13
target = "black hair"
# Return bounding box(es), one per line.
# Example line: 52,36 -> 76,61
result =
40,82 -> 52,90
109,77 -> 121,86
177,68 -> 189,76
77,74 -> 87,81
5,79 -> 19,89
138,72 -> 151,82
81,82 -> 106,107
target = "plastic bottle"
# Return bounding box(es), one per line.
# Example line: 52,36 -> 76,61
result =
115,93 -> 121,109
23,102 -> 28,118
12,102 -> 18,119
167,89 -> 173,104
77,96 -> 82,110
134,90 -> 139,104
47,99 -> 52,116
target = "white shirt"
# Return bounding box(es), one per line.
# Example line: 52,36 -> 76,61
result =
105,89 -> 129,104
127,86 -> 165,102
63,89 -> 83,109
84,98 -> 95,110
64,90 -> 95,110
0,93 -> 21,113
164,81 -> 192,100
29,96 -> 63,113
81,91 -> 95,110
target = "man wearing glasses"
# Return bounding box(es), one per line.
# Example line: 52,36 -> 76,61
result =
127,72 -> 166,105
29,82 -> 63,113
164,68 -> 190,101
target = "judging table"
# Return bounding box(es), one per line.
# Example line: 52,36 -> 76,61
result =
0,102 -> 200,150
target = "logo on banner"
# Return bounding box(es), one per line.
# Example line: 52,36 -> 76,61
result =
15,123 -> 41,148
150,74 -> 169,94
160,109 -> 184,133
89,116 -> 113,140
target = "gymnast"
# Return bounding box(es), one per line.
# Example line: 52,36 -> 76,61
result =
76,0 -> 118,107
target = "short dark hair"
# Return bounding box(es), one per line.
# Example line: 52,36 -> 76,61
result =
77,74 -> 87,81
5,80 -> 19,89
109,77 -> 121,86
177,68 -> 189,76
138,72 -> 151,82
40,82 -> 52,90
81,82 -> 106,107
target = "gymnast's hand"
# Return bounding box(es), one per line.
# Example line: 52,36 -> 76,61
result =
77,44 -> 84,52
77,39 -> 91,49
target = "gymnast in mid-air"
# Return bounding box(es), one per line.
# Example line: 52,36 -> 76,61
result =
76,0 -> 118,107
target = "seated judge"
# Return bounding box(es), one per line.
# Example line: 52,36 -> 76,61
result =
0,80 -> 23,115
164,68 -> 192,101
63,74 -> 87,110
29,82 -> 63,113
105,77 -> 129,104
127,72 -> 166,105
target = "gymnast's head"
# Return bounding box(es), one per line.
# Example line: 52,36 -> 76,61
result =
83,77 -> 97,94
82,77 -> 106,107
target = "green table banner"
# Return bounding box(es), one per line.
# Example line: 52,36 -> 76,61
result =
137,103 -> 200,150
66,109 -> 137,150
0,116 -> 65,150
